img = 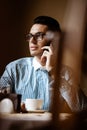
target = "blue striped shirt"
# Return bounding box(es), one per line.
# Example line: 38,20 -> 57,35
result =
0,57 -> 53,110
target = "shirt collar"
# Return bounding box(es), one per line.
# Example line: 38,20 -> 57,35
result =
33,57 -> 43,71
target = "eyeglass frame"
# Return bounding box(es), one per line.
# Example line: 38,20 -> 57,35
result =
26,32 -> 46,41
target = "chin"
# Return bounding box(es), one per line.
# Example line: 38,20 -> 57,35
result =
30,52 -> 38,56
30,51 -> 42,57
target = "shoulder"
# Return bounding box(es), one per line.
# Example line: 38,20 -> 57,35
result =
6,57 -> 33,69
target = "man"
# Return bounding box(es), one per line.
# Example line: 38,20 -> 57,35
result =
0,16 -> 87,112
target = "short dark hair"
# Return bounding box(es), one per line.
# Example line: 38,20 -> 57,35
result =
33,16 -> 61,32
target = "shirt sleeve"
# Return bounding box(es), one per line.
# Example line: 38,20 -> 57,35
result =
0,66 -> 12,93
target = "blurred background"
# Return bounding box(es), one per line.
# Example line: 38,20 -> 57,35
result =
0,0 -> 87,94
0,0 -> 68,75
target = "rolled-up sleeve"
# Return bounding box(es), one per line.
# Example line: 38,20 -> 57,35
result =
0,66 -> 13,93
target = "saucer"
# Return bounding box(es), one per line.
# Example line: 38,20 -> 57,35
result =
27,110 -> 47,113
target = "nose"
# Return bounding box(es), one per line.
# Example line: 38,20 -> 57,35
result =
29,37 -> 37,44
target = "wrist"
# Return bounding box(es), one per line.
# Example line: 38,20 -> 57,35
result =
48,67 -> 55,79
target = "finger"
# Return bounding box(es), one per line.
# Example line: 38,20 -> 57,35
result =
41,45 -> 53,53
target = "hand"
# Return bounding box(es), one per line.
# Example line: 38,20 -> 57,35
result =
40,31 -> 60,78
0,86 -> 11,94
41,44 -> 55,73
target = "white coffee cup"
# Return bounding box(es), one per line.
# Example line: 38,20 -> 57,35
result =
25,99 -> 43,111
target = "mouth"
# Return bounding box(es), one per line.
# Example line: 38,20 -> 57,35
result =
30,46 -> 38,51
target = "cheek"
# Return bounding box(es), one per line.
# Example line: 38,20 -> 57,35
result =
39,40 -> 47,47
39,44 -> 43,48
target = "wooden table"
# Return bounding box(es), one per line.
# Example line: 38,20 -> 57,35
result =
0,112 -> 52,130
0,112 -> 72,130
1,112 -> 87,130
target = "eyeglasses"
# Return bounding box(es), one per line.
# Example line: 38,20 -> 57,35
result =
26,32 -> 45,41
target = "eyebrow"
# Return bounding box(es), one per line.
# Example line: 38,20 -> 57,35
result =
29,32 -> 45,35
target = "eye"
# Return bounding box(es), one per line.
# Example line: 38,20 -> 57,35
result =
26,34 -> 32,41
36,33 -> 42,38
35,32 -> 45,40
25,32 -> 45,41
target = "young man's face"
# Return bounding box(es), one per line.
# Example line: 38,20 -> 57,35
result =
28,24 -> 49,57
